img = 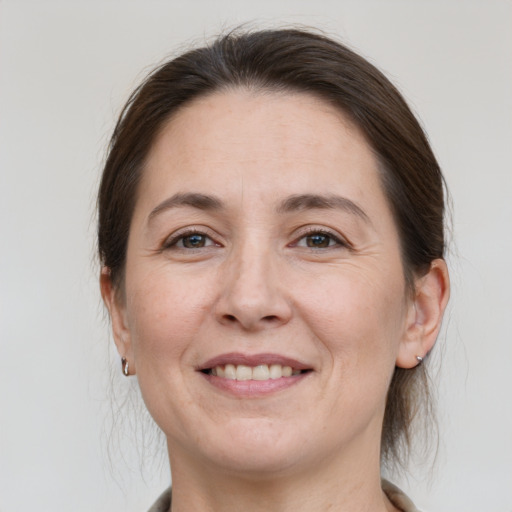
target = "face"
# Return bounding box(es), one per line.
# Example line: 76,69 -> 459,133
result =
109,91 -> 419,478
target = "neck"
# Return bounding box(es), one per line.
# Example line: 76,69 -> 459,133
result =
166,439 -> 398,512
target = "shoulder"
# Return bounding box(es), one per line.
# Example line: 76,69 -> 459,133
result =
382,479 -> 422,512
147,487 -> 172,512
147,482 -> 420,512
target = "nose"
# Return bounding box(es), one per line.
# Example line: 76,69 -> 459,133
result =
214,242 -> 292,331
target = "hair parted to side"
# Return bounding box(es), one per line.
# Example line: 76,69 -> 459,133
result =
98,27 -> 446,469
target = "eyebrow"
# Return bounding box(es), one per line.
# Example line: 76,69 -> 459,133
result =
148,192 -> 223,223
276,194 -> 371,224
148,191 -> 371,225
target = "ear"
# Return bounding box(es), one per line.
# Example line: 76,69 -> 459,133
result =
396,259 -> 450,369
100,267 -> 136,375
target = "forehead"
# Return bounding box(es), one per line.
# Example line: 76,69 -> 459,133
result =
138,90 -> 387,217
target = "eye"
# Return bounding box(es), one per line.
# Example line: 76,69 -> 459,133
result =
163,230 -> 217,250
179,233 -> 212,249
294,229 -> 347,249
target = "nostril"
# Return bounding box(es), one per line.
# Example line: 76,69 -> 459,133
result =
222,313 -> 279,325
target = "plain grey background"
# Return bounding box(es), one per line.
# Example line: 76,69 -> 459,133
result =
1,1 -> 511,511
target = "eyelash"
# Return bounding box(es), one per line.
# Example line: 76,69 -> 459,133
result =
292,228 -> 350,250
162,228 -> 218,250
161,227 -> 350,252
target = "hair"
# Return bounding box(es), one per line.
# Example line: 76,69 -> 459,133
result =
98,27 -> 446,469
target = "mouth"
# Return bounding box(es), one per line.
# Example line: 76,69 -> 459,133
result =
198,353 -> 313,383
202,363 -> 307,381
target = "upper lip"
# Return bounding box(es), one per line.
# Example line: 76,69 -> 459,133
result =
198,352 -> 312,371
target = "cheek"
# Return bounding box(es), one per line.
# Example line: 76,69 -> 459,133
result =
122,270 -> 216,434
125,270 -> 213,365
296,264 -> 407,364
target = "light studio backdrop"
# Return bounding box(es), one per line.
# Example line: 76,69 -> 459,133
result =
1,1 -> 511,511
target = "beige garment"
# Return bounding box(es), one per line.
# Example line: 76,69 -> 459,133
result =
147,480 -> 421,512
147,487 -> 171,512
382,480 -> 422,512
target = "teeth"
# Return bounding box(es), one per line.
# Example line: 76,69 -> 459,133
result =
236,365 -> 252,381
253,364 -> 270,380
224,364 -> 236,380
269,364 -> 282,379
210,364 -> 300,381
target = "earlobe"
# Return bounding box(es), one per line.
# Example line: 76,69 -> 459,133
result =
100,267 -> 136,375
396,259 -> 450,369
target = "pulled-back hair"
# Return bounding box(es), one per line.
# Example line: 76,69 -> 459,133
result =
98,28 -> 446,468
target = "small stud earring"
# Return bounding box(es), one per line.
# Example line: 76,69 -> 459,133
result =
121,357 -> 129,376
415,355 -> 424,365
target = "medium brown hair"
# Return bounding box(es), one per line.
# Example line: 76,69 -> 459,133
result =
98,28 -> 446,468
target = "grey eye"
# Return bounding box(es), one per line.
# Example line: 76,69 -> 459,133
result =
295,231 -> 342,249
180,234 -> 209,248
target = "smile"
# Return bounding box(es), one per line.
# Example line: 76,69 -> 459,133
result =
207,364 -> 304,380
198,353 -> 313,393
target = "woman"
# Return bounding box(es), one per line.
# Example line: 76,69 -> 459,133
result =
98,28 -> 450,512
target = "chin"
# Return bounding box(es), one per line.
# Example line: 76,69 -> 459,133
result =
207,447 -> 303,478
182,418 -> 309,477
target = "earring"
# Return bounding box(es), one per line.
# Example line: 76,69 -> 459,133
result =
121,357 -> 129,376
415,355 -> 424,365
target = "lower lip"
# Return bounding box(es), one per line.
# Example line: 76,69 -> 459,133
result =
200,372 -> 310,397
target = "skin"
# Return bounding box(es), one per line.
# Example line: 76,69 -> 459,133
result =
102,90 -> 449,512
